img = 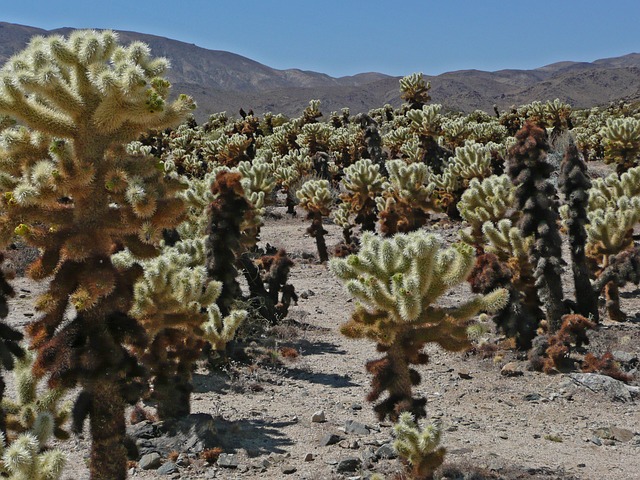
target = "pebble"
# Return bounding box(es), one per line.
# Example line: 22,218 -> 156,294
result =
217,453 -> 239,468
500,362 -> 524,377
304,453 -> 314,461
345,419 -> 370,435
157,462 -> 178,475
281,464 -> 297,474
139,452 -> 162,470
375,443 -> 397,459
320,433 -> 343,446
311,410 -> 326,423
336,457 -> 362,473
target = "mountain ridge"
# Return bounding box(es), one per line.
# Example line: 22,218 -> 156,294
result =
0,22 -> 638,120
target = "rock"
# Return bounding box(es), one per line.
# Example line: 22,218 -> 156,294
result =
570,373 -> 634,402
593,426 -> 635,443
524,393 -> 542,401
312,410 -> 326,423
345,419 -> 370,435
157,462 -> 178,475
176,453 -> 190,467
139,452 -> 162,470
336,457 -> 362,473
320,433 -> 343,446
501,362 -> 523,377
612,350 -> 638,365
611,427 -> 634,442
351,403 -> 363,411
304,453 -> 314,461
217,453 -> 239,468
458,370 -> 473,379
129,420 -> 157,439
361,447 -> 376,465
281,465 -> 297,474
375,443 -> 397,459
590,436 -> 602,446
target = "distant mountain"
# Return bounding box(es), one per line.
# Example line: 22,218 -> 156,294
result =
1,22 -> 639,121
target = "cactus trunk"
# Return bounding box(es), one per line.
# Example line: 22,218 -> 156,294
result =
154,374 -> 192,419
88,378 -> 127,480
308,213 -> 329,262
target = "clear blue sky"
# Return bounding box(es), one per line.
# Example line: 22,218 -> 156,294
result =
3,1 -> 639,78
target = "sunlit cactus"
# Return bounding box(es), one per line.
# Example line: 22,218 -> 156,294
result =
296,179 -> 334,262
458,175 -> 516,246
601,117 -> 640,173
0,432 -> 65,480
393,412 -> 446,480
406,105 -> 442,139
113,237 -> 246,419
2,351 -> 70,445
339,158 -> 386,232
297,123 -> 332,156
0,30 -> 194,480
399,72 -> 431,110
377,159 -> 439,236
330,231 -> 507,421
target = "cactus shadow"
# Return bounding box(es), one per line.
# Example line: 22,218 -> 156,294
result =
279,366 -> 358,388
215,417 -> 295,456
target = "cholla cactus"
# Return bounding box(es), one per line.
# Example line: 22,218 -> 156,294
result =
508,122 -> 566,332
339,159 -> 386,232
297,123 -> 332,155
2,352 -> 70,444
0,254 -> 24,436
0,30 -> 194,480
558,142 -> 598,321
296,179 -> 334,262
601,117 -> 640,173
0,433 -> 65,480
458,175 -> 515,246
377,160 -> 439,236
115,237 -> 246,419
0,352 -> 69,480
393,412 -> 446,480
330,232 -> 507,421
400,73 -> 431,110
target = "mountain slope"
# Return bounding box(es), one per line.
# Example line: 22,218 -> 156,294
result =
0,22 -> 638,120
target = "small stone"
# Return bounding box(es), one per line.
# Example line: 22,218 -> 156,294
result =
501,362 -> 523,377
311,410 -> 326,423
157,462 -> 178,475
458,370 -> 472,379
612,350 -> 637,364
524,393 -> 542,401
351,403 -> 362,411
217,453 -> 239,468
611,427 -> 634,442
304,453 -> 314,461
375,443 -> 397,459
345,419 -> 370,435
336,457 -> 362,473
281,465 -> 297,474
139,452 -> 162,470
590,436 -> 602,446
176,454 -> 190,467
320,433 -> 343,446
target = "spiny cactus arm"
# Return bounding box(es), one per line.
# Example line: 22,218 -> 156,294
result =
393,412 -> 446,479
399,73 -> 431,109
1,432 -> 65,480
295,179 -> 333,216
601,117 -> 640,171
201,307 -> 247,351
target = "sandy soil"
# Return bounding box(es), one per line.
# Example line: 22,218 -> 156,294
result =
4,203 -> 640,480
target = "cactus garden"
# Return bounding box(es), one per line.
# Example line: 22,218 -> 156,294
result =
0,29 -> 639,480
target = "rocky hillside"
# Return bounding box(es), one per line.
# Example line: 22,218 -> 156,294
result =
1,22 -> 639,120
